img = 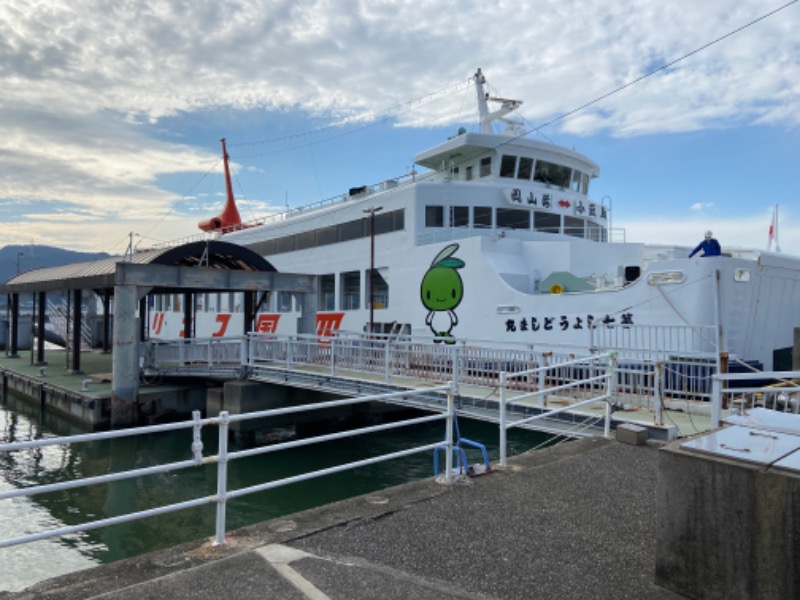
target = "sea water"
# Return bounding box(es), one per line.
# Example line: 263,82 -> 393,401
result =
0,392 -> 553,592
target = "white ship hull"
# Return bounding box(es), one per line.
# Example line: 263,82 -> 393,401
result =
150,70 -> 800,370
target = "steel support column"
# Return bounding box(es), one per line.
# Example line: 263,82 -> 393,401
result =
70,289 -> 82,373
36,291 -> 46,365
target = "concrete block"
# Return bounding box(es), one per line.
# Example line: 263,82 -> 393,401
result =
206,388 -> 224,417
616,423 -> 647,445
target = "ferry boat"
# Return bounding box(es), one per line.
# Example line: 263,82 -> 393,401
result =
152,69 -> 800,370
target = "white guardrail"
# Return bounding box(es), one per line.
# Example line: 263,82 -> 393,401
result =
0,384 -> 456,550
498,353 -> 616,465
710,370 -> 800,429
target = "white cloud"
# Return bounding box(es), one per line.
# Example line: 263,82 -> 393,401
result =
0,1 -> 798,251
691,202 -> 716,211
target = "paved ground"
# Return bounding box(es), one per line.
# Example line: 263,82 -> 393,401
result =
3,437 -> 685,600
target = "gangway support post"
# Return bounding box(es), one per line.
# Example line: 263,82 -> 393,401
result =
111,283 -> 140,428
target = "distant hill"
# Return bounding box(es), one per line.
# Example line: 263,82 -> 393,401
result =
0,245 -> 112,285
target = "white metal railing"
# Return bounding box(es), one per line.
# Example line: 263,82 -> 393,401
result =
590,324 -> 718,360
0,383 -> 456,551
145,330 -> 722,413
497,353 -> 616,465
710,370 -> 800,429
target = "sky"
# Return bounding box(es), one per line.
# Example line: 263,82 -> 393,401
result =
1,0 -> 798,256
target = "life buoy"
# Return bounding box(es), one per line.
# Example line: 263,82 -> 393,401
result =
550,284 -> 564,294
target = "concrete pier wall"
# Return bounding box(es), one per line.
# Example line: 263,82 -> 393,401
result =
655,441 -> 800,599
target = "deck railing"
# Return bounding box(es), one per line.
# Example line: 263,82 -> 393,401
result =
0,383 -> 456,551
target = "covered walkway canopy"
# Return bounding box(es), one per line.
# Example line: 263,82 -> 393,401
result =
1,241 -> 318,427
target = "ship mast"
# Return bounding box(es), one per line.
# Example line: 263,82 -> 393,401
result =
474,68 -> 524,135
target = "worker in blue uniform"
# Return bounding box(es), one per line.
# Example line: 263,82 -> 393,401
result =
689,230 -> 721,258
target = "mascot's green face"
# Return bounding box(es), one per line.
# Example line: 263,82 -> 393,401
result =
420,244 -> 465,311
421,267 -> 463,311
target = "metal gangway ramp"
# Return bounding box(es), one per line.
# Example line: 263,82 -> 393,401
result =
144,333 -> 625,439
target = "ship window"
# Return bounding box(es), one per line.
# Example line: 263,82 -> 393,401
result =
570,170 -> 583,192
365,268 -> 389,309
534,211 -> 560,233
465,166 -> 473,181
497,208 -> 530,230
534,160 -> 572,188
480,157 -> 492,177
517,157 -> 533,180
340,271 -> 360,310
277,291 -> 293,313
320,274 -> 336,311
425,205 -> 444,227
564,216 -> 585,238
587,222 -> 604,242
582,173 -> 590,195
474,206 -> 492,228
374,211 -> 395,234
500,155 -> 517,178
276,235 -> 295,253
451,206 -> 469,227
338,219 -> 364,242
295,230 -> 315,250
317,225 -> 337,246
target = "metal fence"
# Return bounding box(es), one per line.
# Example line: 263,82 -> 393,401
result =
145,330 -> 722,413
497,353 -> 616,465
710,370 -> 800,429
0,384 -> 456,551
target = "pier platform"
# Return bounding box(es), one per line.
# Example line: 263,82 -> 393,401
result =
3,437 -> 682,599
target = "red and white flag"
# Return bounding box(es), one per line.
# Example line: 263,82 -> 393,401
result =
767,205 -> 781,252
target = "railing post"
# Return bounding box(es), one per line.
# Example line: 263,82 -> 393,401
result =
605,352 -> 617,438
452,344 -> 461,389
384,339 -> 391,384
499,371 -> 508,467
711,375 -> 722,430
241,335 -> 249,369
330,336 -> 336,375
214,411 -> 230,546
654,361 -> 664,426
445,382 -> 455,483
539,353 -> 549,406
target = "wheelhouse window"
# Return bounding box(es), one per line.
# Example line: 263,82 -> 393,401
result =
480,157 -> 491,177
340,271 -> 360,310
497,208 -> 530,230
465,166 -> 473,181
534,211 -> 560,233
474,206 -> 492,228
564,216 -> 585,238
500,155 -> 517,178
425,205 -> 444,227
533,160 -> 572,188
451,206 -> 469,227
320,274 -> 335,310
517,157 -> 533,180
570,170 -> 583,193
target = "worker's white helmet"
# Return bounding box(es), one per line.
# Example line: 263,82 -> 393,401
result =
704,230 -> 713,239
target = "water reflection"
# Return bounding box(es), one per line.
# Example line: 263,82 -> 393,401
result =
1,391 -> 552,592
